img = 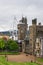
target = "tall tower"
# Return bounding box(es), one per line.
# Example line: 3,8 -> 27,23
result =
29,19 -> 37,55
17,17 -> 27,40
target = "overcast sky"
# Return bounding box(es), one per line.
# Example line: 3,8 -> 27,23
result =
0,0 -> 43,31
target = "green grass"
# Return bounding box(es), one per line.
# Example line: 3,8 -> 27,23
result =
9,62 -> 40,65
0,51 -> 20,55
37,57 -> 43,62
0,56 -> 40,65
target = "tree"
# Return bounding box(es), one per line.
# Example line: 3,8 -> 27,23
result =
7,39 -> 19,51
0,38 -> 5,50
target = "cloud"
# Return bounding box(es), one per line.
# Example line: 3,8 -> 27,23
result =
0,0 -> 43,31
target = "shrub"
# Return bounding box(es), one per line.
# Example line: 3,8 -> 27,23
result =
7,39 -> 19,51
0,38 -> 5,50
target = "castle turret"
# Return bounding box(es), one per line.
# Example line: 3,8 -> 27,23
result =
32,18 -> 37,25
17,17 -> 27,40
29,18 -> 37,55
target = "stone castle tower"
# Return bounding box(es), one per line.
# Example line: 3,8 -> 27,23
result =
17,17 -> 27,40
29,19 -> 37,55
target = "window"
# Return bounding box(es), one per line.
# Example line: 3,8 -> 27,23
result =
37,43 -> 39,46
37,50 -> 40,53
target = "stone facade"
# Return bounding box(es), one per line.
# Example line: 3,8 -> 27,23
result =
29,19 -> 37,55
35,38 -> 41,57
17,17 -> 28,52
17,17 -> 27,40
29,19 -> 43,57
17,17 -> 43,57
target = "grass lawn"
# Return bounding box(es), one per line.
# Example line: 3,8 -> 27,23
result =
0,56 -> 40,65
0,51 -> 20,55
37,57 -> 43,62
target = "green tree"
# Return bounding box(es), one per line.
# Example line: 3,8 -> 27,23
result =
0,38 -> 5,50
7,39 -> 19,51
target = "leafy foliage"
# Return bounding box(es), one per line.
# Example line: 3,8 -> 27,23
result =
0,38 -> 19,52
0,39 -> 5,50
7,39 -> 19,51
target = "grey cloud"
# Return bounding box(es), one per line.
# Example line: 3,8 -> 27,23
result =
0,0 -> 43,7
0,0 -> 43,31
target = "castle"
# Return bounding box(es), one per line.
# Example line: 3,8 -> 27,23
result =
17,17 -> 43,57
